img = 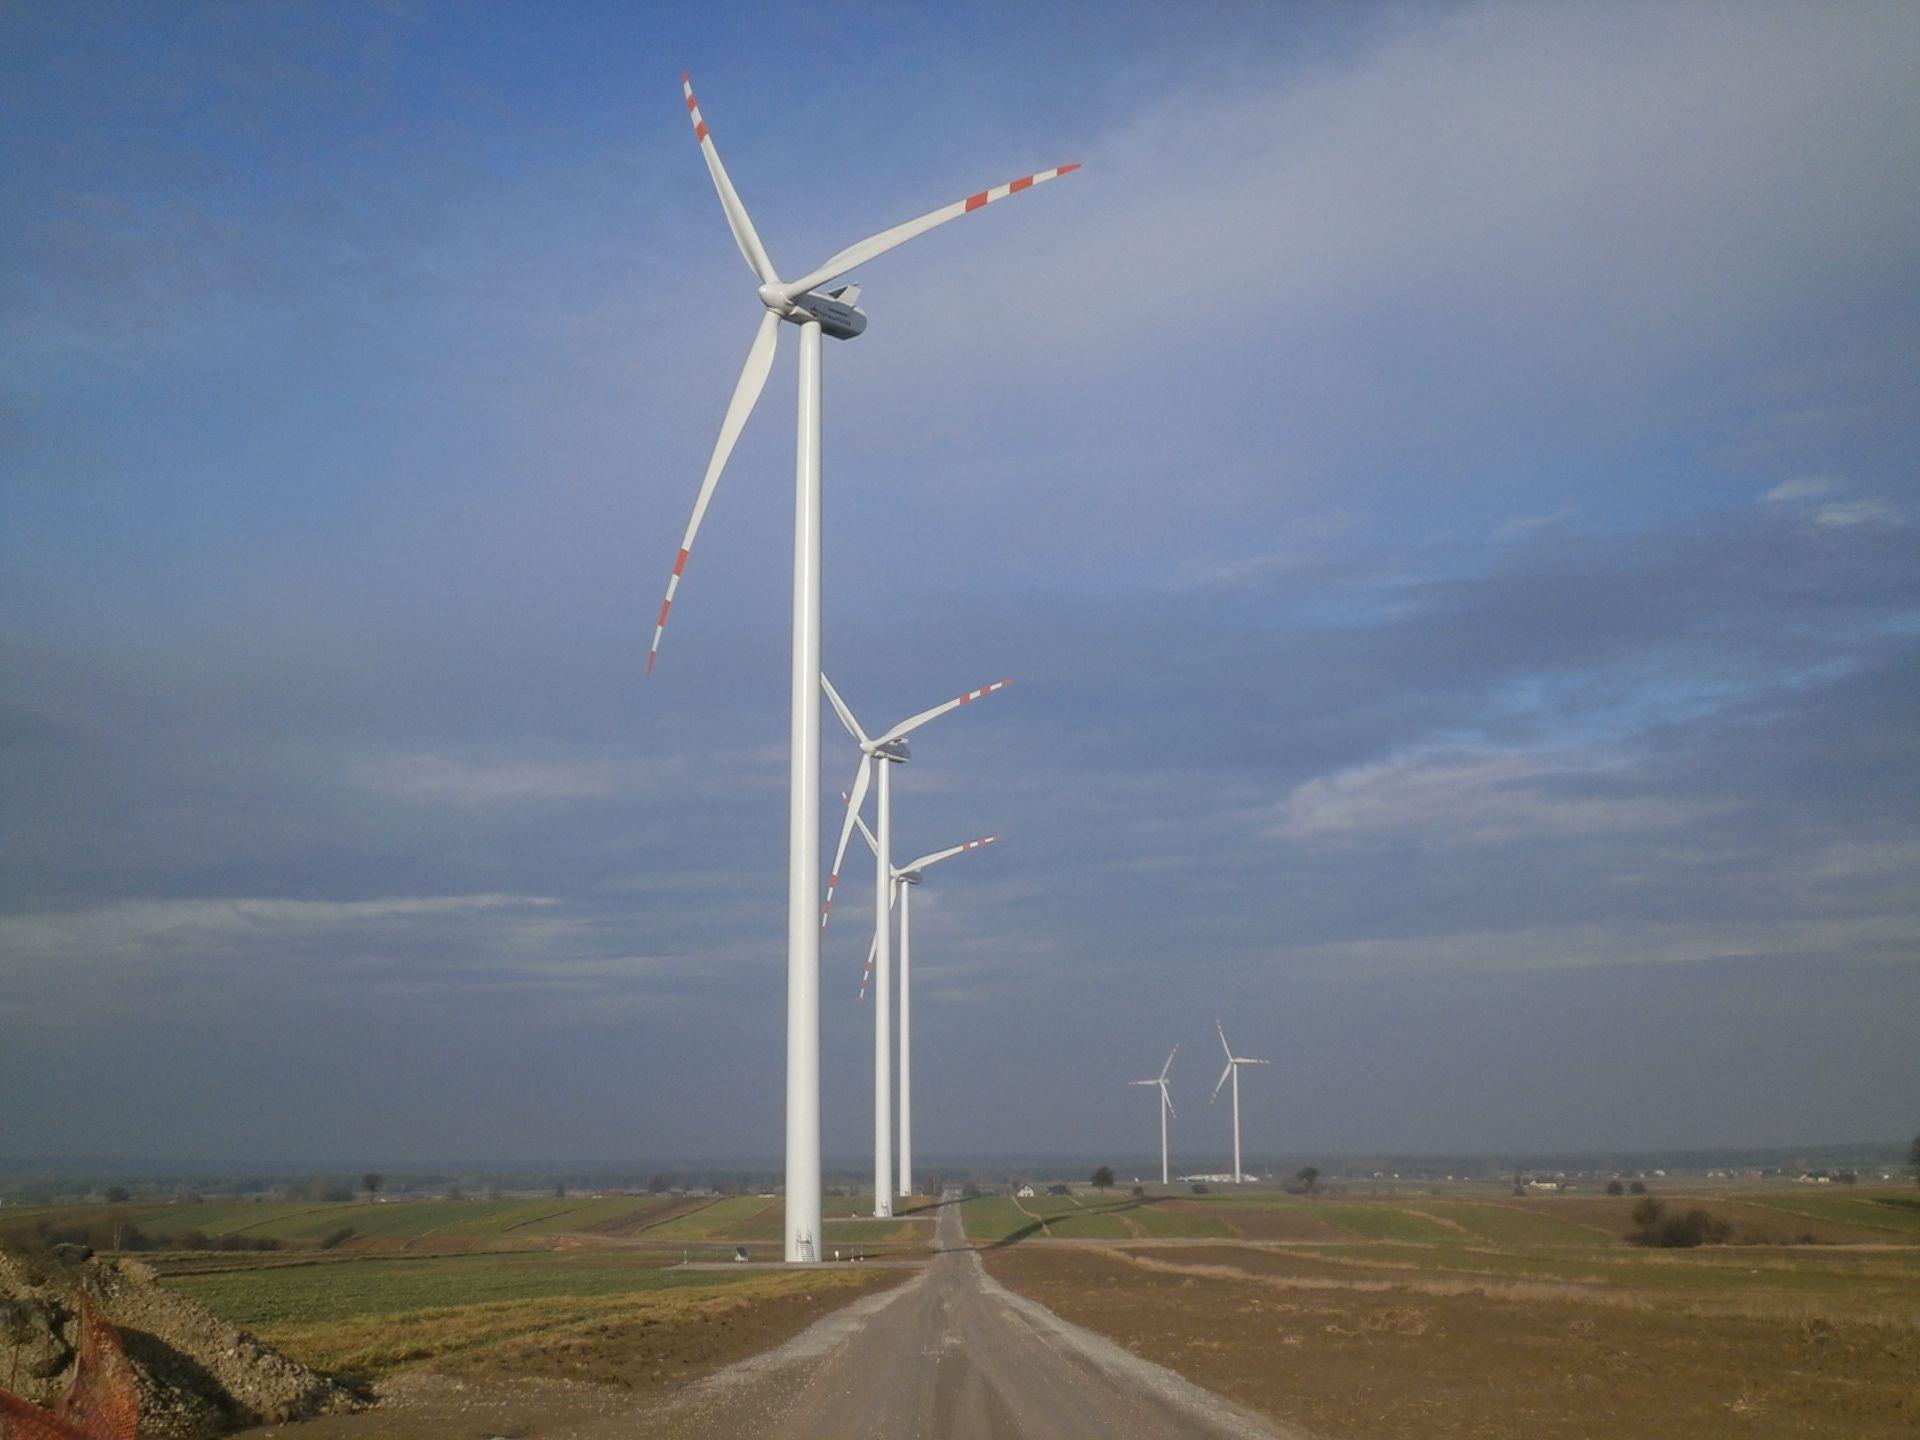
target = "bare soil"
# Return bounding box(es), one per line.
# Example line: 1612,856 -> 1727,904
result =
0,1247 -> 356,1439
983,1243 -> 1920,1440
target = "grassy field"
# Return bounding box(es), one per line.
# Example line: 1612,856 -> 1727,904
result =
3,1190 -> 941,1257
158,1247 -> 896,1380
959,1192 -> 1238,1242
168,1249 -> 721,1326
1742,1190 -> 1920,1237
81,1194 -> 927,1385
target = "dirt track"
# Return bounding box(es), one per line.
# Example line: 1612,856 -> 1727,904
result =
644,1198 -> 1301,1439
249,1199 -> 1301,1440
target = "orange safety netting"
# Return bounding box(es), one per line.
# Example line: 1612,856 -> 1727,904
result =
0,1299 -> 137,1440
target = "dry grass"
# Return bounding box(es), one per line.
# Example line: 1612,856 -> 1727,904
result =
1111,1245 -> 1920,1331
987,1243 -> 1920,1440
258,1269 -> 888,1378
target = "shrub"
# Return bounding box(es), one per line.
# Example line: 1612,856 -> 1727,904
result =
1627,1180 -> 1647,1195
1131,1185 -> 1146,1198
317,1227 -> 356,1250
1090,1166 -> 1115,1190
1190,1183 -> 1209,1195
1604,1180 -> 1625,1196
1628,1198 -> 1731,1248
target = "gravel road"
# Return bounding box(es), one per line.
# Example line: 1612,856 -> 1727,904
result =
645,1197 -> 1306,1439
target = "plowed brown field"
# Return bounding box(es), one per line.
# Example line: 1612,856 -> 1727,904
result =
985,1243 -> 1920,1440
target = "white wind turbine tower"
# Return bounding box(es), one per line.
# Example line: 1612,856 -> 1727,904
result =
1130,1045 -> 1179,1185
819,674 -> 1008,1216
1210,1022 -> 1269,1184
845,804 -> 1000,1200
649,73 -> 1077,1262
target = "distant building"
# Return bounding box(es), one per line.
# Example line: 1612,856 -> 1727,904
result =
1016,1184 -> 1035,1198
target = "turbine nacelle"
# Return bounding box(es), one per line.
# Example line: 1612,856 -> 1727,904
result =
868,736 -> 910,763
788,287 -> 868,340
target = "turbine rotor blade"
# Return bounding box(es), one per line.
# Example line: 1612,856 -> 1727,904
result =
820,674 -> 870,747
1211,1061 -> 1232,1103
874,680 -> 1013,747
647,309 -> 781,674
779,164 -> 1081,301
1217,1021 -> 1234,1064
852,879 -> 894,1006
680,72 -> 778,285
1159,1043 -> 1178,1082
822,757 -> 871,931
902,835 -> 999,873
1163,1083 -> 1177,1120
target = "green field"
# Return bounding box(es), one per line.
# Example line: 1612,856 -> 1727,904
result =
958,1192 -> 1236,1243
151,1245 -> 893,1379
959,1196 -> 1041,1243
1293,1201 -> 1465,1243
1408,1200 -> 1607,1245
166,1249 -> 733,1326
960,1185 -> 1920,1254
1741,1189 -> 1920,1237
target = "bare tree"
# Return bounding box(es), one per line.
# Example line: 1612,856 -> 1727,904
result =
363,1172 -> 384,1204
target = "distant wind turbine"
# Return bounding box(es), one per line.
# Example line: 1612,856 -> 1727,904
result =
848,807 -> 1000,1200
1210,1022 -> 1269,1183
1130,1045 -> 1179,1185
820,674 -> 1010,1215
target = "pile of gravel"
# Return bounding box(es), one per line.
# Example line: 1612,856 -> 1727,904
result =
0,1246 -> 359,1439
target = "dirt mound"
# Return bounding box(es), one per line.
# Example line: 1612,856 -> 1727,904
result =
0,1246 -> 359,1439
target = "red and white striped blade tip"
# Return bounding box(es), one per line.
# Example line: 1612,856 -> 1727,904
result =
962,166 -> 1080,213
646,545 -> 692,675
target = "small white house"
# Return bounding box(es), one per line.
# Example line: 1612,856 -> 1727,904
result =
1015,1184 -> 1035,1198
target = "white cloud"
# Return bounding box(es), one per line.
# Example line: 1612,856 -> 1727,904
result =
1270,748 -> 1704,845
1762,476 -> 1839,504
1811,499 -> 1900,528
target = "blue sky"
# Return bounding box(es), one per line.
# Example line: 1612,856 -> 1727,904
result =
2,1 -> 1916,1167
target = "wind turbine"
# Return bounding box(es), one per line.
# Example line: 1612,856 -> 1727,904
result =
1130,1045 -> 1179,1185
1210,1022 -> 1269,1183
845,804 -> 1000,1200
820,674 -> 1008,1216
649,74 -> 1077,1262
